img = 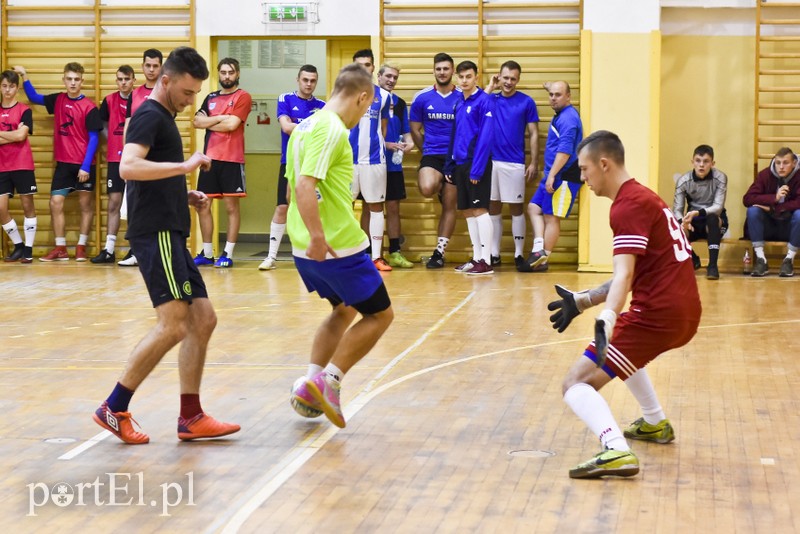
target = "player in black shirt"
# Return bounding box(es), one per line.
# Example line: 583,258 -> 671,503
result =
92,47 -> 240,444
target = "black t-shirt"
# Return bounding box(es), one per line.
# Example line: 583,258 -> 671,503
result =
124,98 -> 190,239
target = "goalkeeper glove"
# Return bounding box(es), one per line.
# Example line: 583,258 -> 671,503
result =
547,284 -> 593,333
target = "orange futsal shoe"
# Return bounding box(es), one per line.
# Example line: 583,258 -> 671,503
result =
177,412 -> 241,441
373,257 -> 393,272
93,402 -> 150,444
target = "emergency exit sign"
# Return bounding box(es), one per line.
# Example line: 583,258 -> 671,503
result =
269,5 -> 306,21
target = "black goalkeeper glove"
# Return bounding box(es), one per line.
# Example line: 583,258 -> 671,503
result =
547,284 -> 592,333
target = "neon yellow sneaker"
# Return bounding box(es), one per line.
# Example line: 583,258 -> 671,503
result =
569,448 -> 640,479
387,251 -> 414,268
623,417 -> 675,444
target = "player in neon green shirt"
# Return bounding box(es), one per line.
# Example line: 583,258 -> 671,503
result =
288,64 -> 395,428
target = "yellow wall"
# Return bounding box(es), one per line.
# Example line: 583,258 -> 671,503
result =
659,34 -> 755,264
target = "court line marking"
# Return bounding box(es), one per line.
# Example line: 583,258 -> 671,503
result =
59,431 -> 112,460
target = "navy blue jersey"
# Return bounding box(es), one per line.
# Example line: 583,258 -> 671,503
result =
409,85 -> 460,156
385,93 -> 410,173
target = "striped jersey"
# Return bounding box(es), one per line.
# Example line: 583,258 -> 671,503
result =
277,91 -> 325,165
198,88 -> 252,163
409,85 -> 459,156
611,179 -> 701,319
491,91 -> 539,165
0,102 -> 34,172
100,91 -> 130,163
348,84 -> 390,165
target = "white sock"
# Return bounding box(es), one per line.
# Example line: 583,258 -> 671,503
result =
369,211 -> 385,260
512,214 -> 525,257
466,216 -> 480,261
755,246 -> 766,260
307,363 -> 323,379
324,363 -> 344,382
2,220 -> 22,244
532,237 -> 544,253
203,242 -> 213,258
78,234 -> 88,246
224,241 -> 235,256
436,236 -> 449,255
268,222 -> 285,260
490,214 -> 502,257
23,217 -> 37,247
564,383 -> 629,451
55,237 -> 67,247
105,234 -> 117,253
624,369 -> 666,424
476,212 -> 493,264
787,249 -> 797,260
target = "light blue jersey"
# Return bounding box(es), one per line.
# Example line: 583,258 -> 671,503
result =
492,91 -> 539,165
277,91 -> 325,164
349,84 -> 390,165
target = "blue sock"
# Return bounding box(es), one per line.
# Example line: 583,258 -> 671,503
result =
106,382 -> 134,413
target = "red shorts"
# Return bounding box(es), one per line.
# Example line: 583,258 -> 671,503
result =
584,310 -> 700,379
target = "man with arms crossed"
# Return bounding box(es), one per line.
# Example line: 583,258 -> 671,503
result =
258,64 -> 325,270
289,64 -> 394,428
192,57 -> 252,268
92,47 -> 240,444
0,69 -> 37,263
410,53 -> 460,268
547,130 -> 701,478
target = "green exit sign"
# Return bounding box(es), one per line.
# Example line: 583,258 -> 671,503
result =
269,5 -> 306,21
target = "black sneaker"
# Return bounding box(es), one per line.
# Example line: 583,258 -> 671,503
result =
426,250 -> 444,269
692,251 -> 701,270
751,257 -> 768,277
515,255 -> 531,272
490,255 -> 501,266
526,250 -> 548,269
706,264 -> 719,280
21,246 -> 33,263
779,257 -> 794,278
5,243 -> 25,262
90,249 -> 116,264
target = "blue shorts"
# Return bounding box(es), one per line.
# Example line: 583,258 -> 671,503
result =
530,179 -> 582,218
294,252 -> 386,309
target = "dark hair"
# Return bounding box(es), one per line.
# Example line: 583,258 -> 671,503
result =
456,60 -> 478,75
333,63 -> 374,96
298,64 -> 318,76
117,65 -> 135,78
776,147 -> 797,160
217,57 -> 240,73
693,144 -> 714,159
500,60 -> 522,74
1,70 -> 20,86
352,49 -> 374,63
143,48 -> 163,64
577,130 -> 625,165
433,52 -> 454,66
63,62 -> 84,76
162,46 -> 209,81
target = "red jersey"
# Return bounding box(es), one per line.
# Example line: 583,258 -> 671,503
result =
44,93 -> 102,165
198,88 -> 252,163
100,91 -> 129,163
127,84 -> 154,118
0,102 -> 35,172
611,179 -> 701,320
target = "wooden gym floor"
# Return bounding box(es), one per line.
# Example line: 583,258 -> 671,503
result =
1,257 -> 798,533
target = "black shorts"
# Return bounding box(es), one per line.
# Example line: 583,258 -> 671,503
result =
276,163 -> 288,206
52,162 -> 96,193
0,170 -> 37,197
386,171 -> 407,201
688,209 -> 729,242
106,162 -> 125,194
197,160 -> 246,198
419,154 -> 447,175
128,230 -> 209,308
455,161 -> 492,210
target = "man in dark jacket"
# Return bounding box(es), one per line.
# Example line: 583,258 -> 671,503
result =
743,147 -> 800,277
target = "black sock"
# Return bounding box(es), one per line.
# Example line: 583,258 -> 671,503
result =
389,238 -> 400,253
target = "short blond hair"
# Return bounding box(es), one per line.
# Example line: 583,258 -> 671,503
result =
378,62 -> 401,76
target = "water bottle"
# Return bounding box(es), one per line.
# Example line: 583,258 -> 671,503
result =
742,249 -> 752,275
391,137 -> 404,166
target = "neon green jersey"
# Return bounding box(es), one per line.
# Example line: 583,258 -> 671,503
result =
286,109 -> 368,257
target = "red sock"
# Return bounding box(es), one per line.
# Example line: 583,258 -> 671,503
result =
180,394 -> 203,420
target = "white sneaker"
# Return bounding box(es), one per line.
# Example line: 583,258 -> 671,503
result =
118,254 -> 138,267
258,256 -> 277,270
